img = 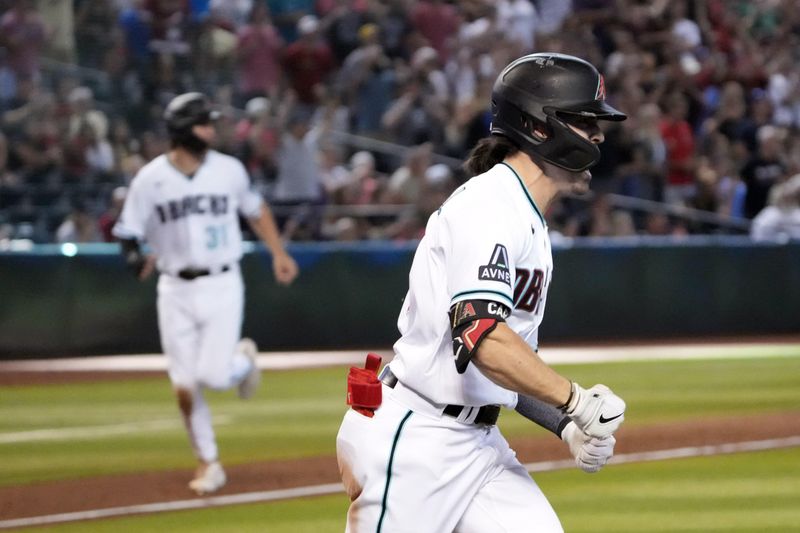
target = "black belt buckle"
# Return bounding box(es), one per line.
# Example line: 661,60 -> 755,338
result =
178,268 -> 209,280
474,405 -> 500,425
443,404 -> 500,426
177,265 -> 229,280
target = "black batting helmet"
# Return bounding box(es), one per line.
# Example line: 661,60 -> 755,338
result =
164,92 -> 219,133
163,92 -> 219,151
490,53 -> 626,172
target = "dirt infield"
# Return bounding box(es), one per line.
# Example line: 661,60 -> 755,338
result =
2,409 -> 799,523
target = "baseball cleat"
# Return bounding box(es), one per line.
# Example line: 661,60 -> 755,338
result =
237,338 -> 261,399
188,461 -> 226,495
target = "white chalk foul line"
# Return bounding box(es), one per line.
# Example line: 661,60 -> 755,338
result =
523,435 -> 800,472
0,483 -> 344,530
2,435 -> 798,530
0,416 -> 233,444
1,343 -> 798,373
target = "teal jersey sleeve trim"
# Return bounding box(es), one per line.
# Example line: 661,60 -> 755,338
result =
377,410 -> 414,533
451,289 -> 515,308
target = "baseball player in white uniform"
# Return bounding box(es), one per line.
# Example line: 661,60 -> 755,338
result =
113,92 -> 298,495
337,53 -> 628,532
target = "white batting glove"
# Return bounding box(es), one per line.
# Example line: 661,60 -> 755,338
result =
561,421 -> 616,473
561,382 -> 626,438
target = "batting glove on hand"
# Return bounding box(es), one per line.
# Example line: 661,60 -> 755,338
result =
561,421 -> 616,473
561,382 -> 626,438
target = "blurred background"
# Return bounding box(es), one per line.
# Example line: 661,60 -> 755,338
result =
0,0 -> 799,357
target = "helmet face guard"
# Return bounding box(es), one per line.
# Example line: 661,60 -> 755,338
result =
490,53 -> 626,172
492,97 -> 605,172
164,92 -> 220,153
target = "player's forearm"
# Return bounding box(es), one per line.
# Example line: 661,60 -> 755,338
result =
472,323 -> 571,406
248,204 -> 289,257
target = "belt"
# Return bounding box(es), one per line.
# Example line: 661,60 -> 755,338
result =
177,264 -> 231,280
379,366 -> 500,426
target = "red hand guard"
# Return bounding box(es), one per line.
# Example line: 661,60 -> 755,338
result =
346,353 -> 383,417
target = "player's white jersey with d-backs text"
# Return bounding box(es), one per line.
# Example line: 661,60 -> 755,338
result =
391,162 -> 553,408
113,150 -> 262,274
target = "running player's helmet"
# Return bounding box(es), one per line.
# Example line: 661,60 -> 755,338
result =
164,92 -> 219,135
490,53 -> 626,172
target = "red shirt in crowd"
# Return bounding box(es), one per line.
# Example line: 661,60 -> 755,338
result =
282,40 -> 336,104
659,118 -> 695,186
410,0 -> 459,61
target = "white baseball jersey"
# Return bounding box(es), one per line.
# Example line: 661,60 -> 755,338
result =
337,161 -> 564,533
112,150 -> 263,274
113,150 -> 263,465
390,162 -> 553,408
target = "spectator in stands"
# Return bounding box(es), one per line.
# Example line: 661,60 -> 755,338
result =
98,186 -> 128,242
750,174 -> 800,242
10,100 -> 62,186
10,0 -> 800,242
381,162 -> 456,241
561,193 -> 635,238
75,0 -> 117,69
373,0 -> 413,60
267,0 -> 315,43
235,96 -> 279,189
496,0 -> 539,54
0,131 -> 20,187
341,150 -> 385,206
381,143 -> 433,205
659,91 -> 696,206
410,0 -> 459,62
67,86 -> 109,142
382,75 -> 446,148
324,0 -> 374,64
235,3 -> 284,103
84,121 -> 116,177
55,199 -> 99,243
281,14 -> 336,105
0,0 -> 48,80
318,141 -> 352,205
619,102 -> 666,201
338,23 -> 396,137
409,46 -> 448,108
209,0 -> 254,29
741,125 -> 788,219
271,105 -> 325,238
118,0 -> 153,74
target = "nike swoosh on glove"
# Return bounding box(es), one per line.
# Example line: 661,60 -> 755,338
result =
562,382 -> 626,438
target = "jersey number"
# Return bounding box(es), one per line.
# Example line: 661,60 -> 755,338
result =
206,224 -> 228,249
513,268 -> 545,313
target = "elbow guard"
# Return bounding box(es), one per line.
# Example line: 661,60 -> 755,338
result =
119,238 -> 145,277
449,300 -> 510,374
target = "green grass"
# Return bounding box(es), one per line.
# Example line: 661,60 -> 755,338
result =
0,350 -> 798,532
2,355 -> 799,486
0,368 -> 350,485
30,448 -> 800,532
501,355 -> 800,438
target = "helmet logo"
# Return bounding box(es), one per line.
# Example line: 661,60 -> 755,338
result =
596,75 -> 606,101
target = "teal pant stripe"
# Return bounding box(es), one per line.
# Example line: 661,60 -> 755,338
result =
376,410 -> 414,533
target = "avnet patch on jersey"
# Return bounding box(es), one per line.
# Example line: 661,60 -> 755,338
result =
478,244 -> 511,285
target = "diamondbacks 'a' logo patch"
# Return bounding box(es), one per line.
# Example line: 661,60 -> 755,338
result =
458,302 -> 476,321
451,301 -> 477,327
596,75 -> 606,101
478,244 -> 511,285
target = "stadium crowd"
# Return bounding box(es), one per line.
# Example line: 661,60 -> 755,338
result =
1,0 -> 800,244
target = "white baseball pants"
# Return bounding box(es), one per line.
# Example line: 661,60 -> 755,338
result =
336,382 -> 563,533
157,267 -> 252,462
